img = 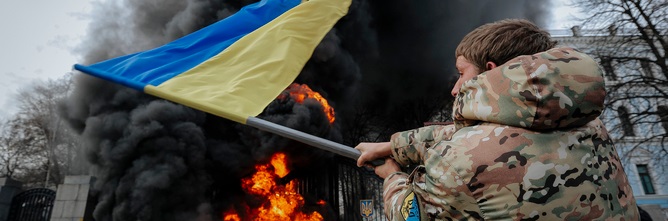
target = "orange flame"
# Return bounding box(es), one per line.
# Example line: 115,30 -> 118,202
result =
279,83 -> 336,124
271,153 -> 289,178
222,153 -> 324,221
223,213 -> 241,221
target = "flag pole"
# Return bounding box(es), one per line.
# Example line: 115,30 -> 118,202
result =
247,116 -> 385,167
247,116 -> 361,160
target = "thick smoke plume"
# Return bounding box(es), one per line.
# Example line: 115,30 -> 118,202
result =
60,0 -> 552,220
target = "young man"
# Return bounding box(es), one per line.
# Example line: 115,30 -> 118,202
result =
355,19 -> 639,220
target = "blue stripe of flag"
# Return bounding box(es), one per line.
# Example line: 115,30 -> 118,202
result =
74,0 -> 301,91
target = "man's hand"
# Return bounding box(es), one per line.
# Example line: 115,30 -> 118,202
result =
355,142 -> 392,167
374,158 -> 401,179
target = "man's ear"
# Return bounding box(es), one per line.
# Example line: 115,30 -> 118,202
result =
486,61 -> 497,71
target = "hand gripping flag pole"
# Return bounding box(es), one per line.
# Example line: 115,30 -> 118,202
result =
74,0 -> 382,165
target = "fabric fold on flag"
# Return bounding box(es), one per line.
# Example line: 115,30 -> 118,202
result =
74,0 -> 352,124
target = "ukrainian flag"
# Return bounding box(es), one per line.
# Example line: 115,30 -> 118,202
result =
74,0 -> 351,124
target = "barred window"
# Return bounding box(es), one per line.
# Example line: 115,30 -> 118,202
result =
600,57 -> 617,81
659,106 -> 668,133
617,106 -> 635,136
636,165 -> 656,195
640,60 -> 653,78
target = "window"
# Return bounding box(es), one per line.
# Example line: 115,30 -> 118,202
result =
636,165 -> 656,194
601,57 -> 617,81
640,60 -> 653,78
659,106 -> 668,133
617,106 -> 635,136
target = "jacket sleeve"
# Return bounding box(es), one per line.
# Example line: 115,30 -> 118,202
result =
390,125 -> 456,166
382,172 -> 411,220
383,143 -> 483,220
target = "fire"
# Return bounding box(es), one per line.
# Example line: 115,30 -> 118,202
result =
271,153 -> 289,178
278,83 -> 336,124
223,213 -> 241,221
222,153 -> 324,221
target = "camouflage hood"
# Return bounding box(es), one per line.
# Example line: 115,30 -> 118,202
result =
453,47 -> 606,130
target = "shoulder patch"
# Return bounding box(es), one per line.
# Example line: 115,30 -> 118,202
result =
401,192 -> 421,221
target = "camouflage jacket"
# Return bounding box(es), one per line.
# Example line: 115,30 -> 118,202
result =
384,48 -> 639,220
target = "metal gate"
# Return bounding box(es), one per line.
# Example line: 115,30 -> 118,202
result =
297,157 -> 386,221
335,158 -> 385,221
7,188 -> 56,221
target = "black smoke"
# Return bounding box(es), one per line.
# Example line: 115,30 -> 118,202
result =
60,0 -> 552,220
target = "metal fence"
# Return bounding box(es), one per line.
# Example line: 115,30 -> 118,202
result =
7,188 -> 56,221
336,158 -> 385,221
296,156 -> 386,221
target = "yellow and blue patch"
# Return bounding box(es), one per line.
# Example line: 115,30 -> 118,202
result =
401,192 -> 421,221
360,199 -> 374,217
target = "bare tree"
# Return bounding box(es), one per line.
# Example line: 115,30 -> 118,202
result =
0,118 -> 48,180
571,0 -> 667,176
0,74 -> 82,188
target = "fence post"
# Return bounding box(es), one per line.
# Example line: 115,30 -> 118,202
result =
50,176 -> 96,221
0,178 -> 23,221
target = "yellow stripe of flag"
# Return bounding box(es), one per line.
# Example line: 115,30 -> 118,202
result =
145,0 -> 351,124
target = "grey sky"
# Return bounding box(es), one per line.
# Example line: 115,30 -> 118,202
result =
0,0 -> 91,120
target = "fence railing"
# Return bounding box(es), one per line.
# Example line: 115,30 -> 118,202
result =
7,188 -> 56,221
296,156 -> 386,221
